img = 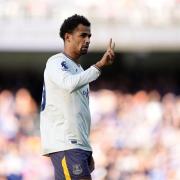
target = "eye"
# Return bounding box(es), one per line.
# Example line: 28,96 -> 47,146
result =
80,33 -> 87,38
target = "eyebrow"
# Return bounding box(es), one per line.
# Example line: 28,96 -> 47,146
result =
80,32 -> 92,37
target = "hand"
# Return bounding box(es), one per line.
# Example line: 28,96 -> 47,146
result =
95,38 -> 115,68
89,156 -> 95,173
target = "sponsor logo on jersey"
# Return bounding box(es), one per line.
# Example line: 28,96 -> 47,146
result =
61,61 -> 68,71
72,164 -> 83,175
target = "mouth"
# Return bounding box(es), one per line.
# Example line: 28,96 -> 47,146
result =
82,46 -> 89,50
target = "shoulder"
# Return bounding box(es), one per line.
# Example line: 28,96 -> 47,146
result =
46,53 -> 71,72
47,53 -> 65,65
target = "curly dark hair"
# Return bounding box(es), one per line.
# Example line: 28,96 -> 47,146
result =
59,14 -> 91,41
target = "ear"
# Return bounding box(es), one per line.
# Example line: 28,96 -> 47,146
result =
64,33 -> 71,43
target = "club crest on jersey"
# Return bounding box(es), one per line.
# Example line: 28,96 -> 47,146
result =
61,61 -> 68,71
72,164 -> 83,175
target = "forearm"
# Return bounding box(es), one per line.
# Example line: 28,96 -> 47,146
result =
95,61 -> 104,69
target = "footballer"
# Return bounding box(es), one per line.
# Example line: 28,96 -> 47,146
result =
40,14 -> 115,180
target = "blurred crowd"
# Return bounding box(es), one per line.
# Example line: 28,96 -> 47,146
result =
0,87 -> 180,179
0,0 -> 180,26
0,89 -> 53,180
90,89 -> 180,180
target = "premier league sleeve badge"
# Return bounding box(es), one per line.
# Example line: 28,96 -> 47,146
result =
61,61 -> 69,71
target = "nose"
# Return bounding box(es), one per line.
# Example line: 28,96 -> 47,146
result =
85,36 -> 90,44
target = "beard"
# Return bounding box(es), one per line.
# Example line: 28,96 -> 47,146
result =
80,47 -> 88,55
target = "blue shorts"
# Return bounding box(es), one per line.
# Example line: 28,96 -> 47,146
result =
49,149 -> 93,180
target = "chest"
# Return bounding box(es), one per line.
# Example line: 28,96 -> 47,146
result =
70,65 -> 89,98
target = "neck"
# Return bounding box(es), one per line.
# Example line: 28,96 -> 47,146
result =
63,47 -> 80,64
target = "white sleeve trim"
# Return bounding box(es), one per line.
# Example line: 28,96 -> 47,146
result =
92,65 -> 101,73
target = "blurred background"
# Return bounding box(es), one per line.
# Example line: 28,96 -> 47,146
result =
0,0 -> 180,179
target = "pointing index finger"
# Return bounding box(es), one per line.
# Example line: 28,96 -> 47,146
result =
108,38 -> 112,49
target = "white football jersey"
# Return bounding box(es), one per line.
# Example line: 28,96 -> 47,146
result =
40,53 -> 100,155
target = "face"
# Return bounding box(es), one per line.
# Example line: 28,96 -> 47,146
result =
66,24 -> 91,56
